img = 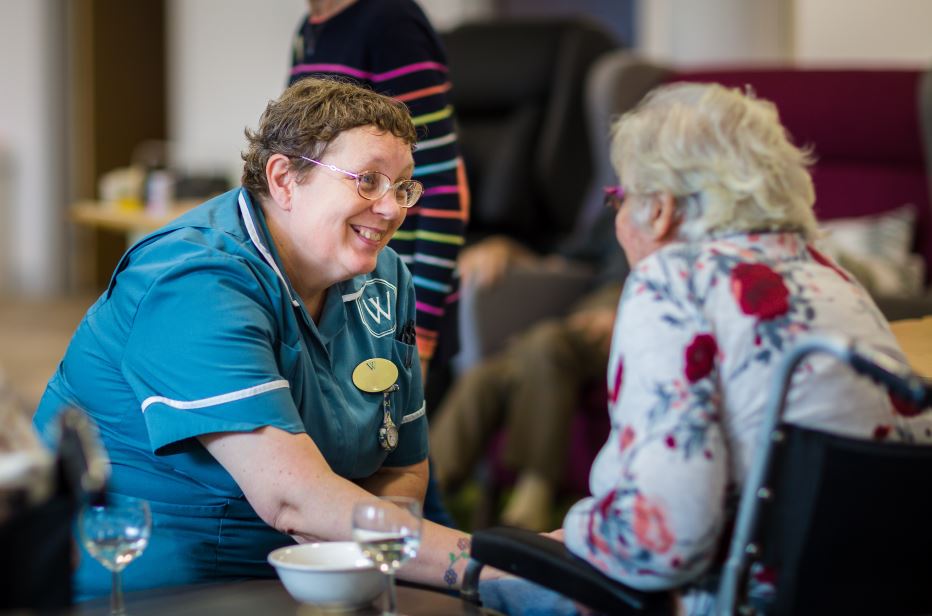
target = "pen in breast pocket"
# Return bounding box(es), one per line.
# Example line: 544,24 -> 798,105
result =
401,320 -> 415,367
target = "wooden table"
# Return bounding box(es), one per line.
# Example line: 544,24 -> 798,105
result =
69,579 -> 496,615
70,200 -> 198,236
891,316 -> 932,378
69,200 -> 198,289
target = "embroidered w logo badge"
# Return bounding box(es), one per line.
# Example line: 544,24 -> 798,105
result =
363,293 -> 392,323
354,278 -> 397,338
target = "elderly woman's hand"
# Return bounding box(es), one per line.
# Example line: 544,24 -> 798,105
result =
457,236 -> 538,288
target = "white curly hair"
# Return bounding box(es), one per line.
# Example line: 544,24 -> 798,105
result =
611,82 -> 818,241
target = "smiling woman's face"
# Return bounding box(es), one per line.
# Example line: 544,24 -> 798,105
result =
282,125 -> 413,288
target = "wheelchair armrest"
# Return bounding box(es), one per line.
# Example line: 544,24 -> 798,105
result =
456,264 -> 595,372
468,527 -> 674,615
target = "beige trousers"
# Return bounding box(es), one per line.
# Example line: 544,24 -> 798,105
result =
429,284 -> 619,489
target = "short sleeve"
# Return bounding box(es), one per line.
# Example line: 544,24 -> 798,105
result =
563,255 -> 730,590
121,256 -> 304,453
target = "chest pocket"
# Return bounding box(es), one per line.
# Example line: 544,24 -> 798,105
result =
388,338 -> 419,423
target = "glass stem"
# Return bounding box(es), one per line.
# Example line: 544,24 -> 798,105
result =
111,570 -> 125,615
385,571 -> 398,615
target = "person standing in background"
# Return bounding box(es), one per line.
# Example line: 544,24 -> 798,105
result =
290,0 -> 468,527
290,0 -> 468,383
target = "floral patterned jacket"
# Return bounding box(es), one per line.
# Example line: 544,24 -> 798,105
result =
563,232 -> 932,593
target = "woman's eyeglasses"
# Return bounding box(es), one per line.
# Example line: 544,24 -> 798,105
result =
299,156 -> 423,208
603,185 -> 626,211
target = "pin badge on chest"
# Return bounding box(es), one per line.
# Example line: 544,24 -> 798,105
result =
352,358 -> 399,393
353,358 -> 401,452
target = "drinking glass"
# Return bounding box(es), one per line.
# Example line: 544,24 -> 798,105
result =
351,496 -> 422,616
79,495 -> 152,615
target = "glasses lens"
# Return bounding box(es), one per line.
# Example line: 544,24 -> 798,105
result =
397,181 -> 423,208
357,171 -> 391,200
602,186 -> 625,211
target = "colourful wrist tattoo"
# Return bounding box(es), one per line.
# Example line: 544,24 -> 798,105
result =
443,537 -> 471,587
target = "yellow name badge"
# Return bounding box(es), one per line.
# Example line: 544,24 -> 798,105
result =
352,358 -> 399,393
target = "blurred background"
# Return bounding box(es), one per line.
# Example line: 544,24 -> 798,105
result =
0,0 -> 931,409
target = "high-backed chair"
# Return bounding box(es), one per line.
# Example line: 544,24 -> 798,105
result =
462,337 -> 932,615
443,17 -> 618,252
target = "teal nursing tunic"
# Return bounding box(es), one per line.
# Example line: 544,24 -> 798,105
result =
33,188 -> 427,599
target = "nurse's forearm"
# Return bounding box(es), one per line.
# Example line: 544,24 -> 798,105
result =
201,427 -> 373,542
200,427 -> 496,588
398,520 -> 480,589
357,458 -> 428,501
199,427 -> 497,588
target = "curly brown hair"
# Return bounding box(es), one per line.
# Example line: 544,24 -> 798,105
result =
241,77 -> 418,199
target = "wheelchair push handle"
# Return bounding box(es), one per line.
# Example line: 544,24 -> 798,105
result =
849,342 -> 932,409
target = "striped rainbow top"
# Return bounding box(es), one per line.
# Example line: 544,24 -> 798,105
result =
290,0 -> 468,364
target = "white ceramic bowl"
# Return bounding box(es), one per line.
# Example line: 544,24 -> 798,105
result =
268,542 -> 383,608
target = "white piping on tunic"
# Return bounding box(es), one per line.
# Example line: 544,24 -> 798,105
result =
341,288 -> 364,302
401,402 -> 426,424
238,191 -> 300,307
141,379 -> 290,413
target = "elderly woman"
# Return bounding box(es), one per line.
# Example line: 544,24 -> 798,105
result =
33,78 -> 479,599
481,82 -> 932,614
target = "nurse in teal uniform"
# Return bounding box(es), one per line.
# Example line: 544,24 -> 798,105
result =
33,78 -> 482,598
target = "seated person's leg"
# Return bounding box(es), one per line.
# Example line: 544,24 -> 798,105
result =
429,354 -> 514,491
500,309 -> 613,530
478,577 -> 579,616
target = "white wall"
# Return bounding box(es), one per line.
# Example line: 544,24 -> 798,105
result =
794,0 -> 932,66
166,0 -> 492,184
167,0 -> 307,182
418,0 -> 493,32
0,0 -> 65,296
638,0 -> 793,66
638,0 -> 932,67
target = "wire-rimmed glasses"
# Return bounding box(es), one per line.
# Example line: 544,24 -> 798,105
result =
79,495 -> 151,615
603,185 -> 626,211
299,156 -> 423,208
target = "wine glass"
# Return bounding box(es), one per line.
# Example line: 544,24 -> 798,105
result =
79,494 -> 152,615
351,496 -> 422,616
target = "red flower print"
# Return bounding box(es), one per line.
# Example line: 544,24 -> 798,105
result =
684,333 -> 718,383
873,425 -> 891,440
806,245 -> 852,283
632,494 -> 674,553
730,263 -> 790,320
665,434 -> 677,448
619,426 -> 635,452
609,359 -> 624,403
753,565 -> 778,585
889,392 -> 922,417
587,490 -> 617,555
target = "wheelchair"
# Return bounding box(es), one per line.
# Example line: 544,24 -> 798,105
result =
462,335 -> 932,615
